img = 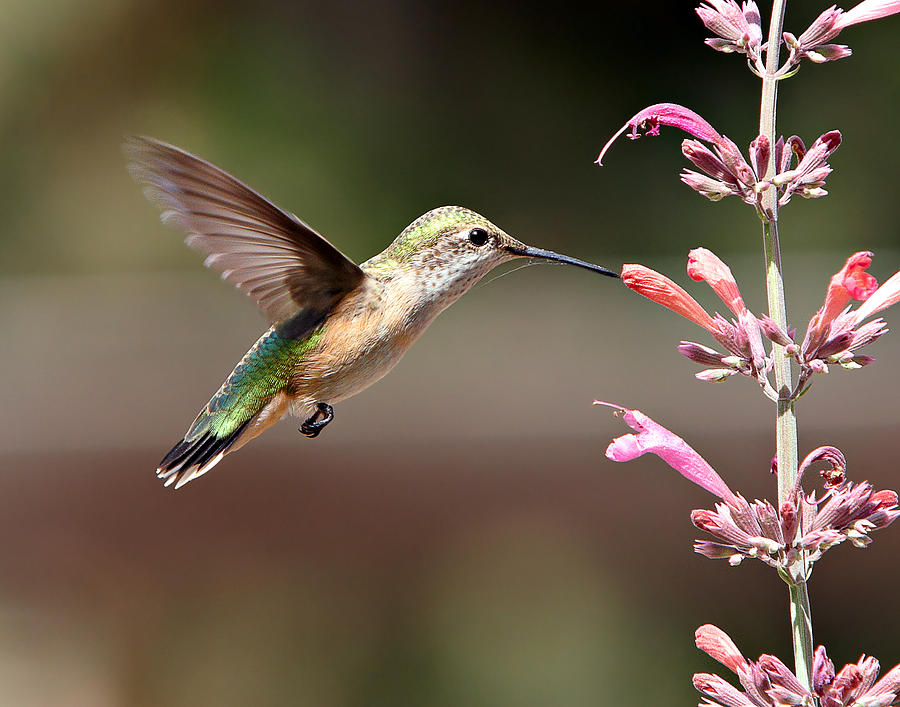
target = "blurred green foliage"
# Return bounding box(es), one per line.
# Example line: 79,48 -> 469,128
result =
1,0 -> 897,277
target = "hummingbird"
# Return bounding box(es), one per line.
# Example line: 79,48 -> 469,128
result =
126,136 -> 618,489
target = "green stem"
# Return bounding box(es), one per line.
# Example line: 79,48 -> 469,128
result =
759,0 -> 814,691
762,222 -> 797,499
789,583 -> 814,682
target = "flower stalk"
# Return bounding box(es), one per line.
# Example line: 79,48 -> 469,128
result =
598,1 -> 900,702
758,0 -> 813,689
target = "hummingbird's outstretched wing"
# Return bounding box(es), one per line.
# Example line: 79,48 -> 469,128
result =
125,136 -> 366,325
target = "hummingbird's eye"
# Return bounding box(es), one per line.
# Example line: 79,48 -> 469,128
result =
468,228 -> 489,247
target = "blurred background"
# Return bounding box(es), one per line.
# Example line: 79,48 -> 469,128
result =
1,0 -> 899,704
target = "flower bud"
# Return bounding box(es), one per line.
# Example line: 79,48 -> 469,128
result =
750,536 -> 782,554
809,359 -> 829,374
696,368 -> 737,382
817,331 -> 854,357
683,140 -> 736,183
783,31 -> 800,49
797,6 -> 842,46
678,341 -> 725,366
749,134 -> 770,179
705,37 -> 739,52
680,170 -> 734,201
694,541 -> 738,559
757,315 -> 793,346
695,624 -> 748,674
806,44 -> 852,62
781,500 -> 798,542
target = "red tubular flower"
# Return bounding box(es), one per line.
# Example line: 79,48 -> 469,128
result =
692,673 -> 751,707
624,253 -> 771,386
851,270 -> 900,326
622,263 -> 719,332
687,247 -> 748,317
802,252 -> 875,349
800,251 -> 889,371
694,627 -> 900,707
824,251 -> 877,319
695,624 -> 748,675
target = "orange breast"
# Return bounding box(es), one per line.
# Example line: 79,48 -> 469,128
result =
288,275 -> 430,404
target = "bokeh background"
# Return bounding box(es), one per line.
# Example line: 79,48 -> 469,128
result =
1,1 -> 899,704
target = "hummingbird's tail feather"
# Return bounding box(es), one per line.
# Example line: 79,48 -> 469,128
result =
157,416 -> 254,489
155,324 -> 317,489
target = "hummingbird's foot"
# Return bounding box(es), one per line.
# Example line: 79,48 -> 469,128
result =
299,402 -> 334,438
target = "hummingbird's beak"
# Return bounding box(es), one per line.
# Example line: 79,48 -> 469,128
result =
504,244 -> 619,278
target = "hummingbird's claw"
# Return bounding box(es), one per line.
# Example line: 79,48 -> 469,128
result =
299,402 -> 334,438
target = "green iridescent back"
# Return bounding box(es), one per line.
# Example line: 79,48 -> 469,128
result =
188,326 -> 324,439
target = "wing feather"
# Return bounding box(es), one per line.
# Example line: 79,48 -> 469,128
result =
125,136 -> 366,324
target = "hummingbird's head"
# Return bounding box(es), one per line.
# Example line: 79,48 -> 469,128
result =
380,206 -> 618,303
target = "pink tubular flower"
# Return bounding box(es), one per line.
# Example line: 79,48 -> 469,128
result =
836,0 -> 900,29
695,626 -> 900,707
786,0 -> 900,65
773,130 -> 842,204
808,478 -> 900,544
696,0 -> 763,56
681,136 -> 760,205
597,106 -> 839,212
597,405 -> 898,573
595,402 -> 737,504
786,5 -> 849,62
693,448 -> 898,575
685,129 -> 840,209
797,445 -> 847,489
797,6 -> 844,45
597,103 -> 722,165
868,663 -> 900,705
